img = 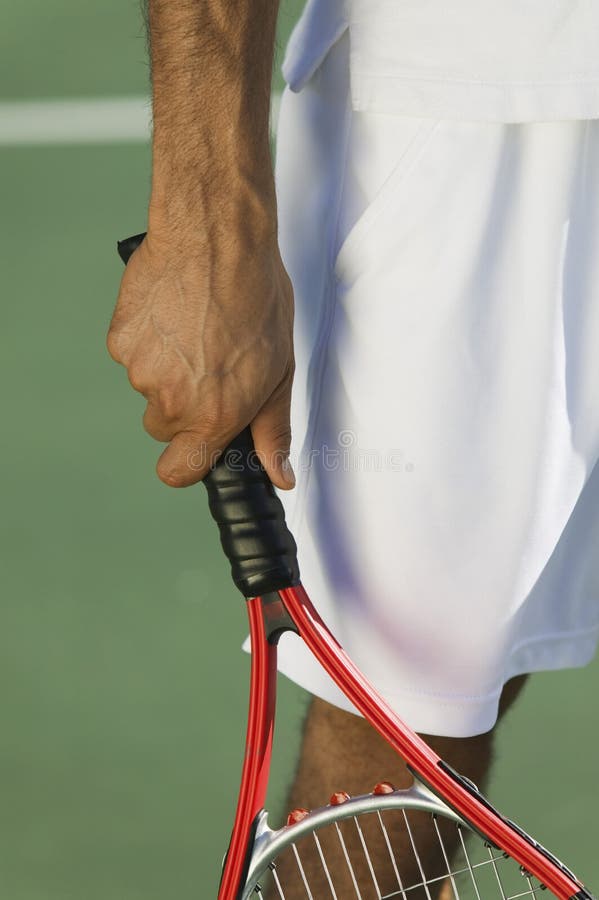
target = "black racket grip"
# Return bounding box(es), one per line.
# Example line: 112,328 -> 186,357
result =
117,232 -> 300,597
203,429 -> 300,596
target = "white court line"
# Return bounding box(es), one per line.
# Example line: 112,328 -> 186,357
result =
0,94 -> 282,146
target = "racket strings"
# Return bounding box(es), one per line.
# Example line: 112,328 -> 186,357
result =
254,811 -> 546,900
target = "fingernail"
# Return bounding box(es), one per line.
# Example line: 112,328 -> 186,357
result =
281,456 -> 296,488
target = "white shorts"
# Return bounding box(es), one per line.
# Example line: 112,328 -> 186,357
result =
271,32 -> 599,738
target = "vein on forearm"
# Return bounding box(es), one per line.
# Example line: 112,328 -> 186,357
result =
147,0 -> 279,221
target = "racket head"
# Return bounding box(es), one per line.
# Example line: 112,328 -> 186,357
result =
242,780 -> 549,900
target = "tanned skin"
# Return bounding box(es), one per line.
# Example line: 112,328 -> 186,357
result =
107,4 -> 529,895
107,0 -> 295,490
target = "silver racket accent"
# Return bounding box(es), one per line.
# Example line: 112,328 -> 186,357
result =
242,778 -> 549,900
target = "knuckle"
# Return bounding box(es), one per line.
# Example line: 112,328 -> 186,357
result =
270,421 -> 292,450
157,387 -> 185,421
127,365 -> 147,393
106,328 -> 123,362
142,414 -> 175,443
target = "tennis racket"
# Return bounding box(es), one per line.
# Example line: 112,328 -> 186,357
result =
118,233 -> 594,900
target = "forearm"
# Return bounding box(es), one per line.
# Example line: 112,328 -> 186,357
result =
146,0 -> 279,236
109,0 -> 294,491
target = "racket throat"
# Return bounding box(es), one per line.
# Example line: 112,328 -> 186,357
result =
255,591 -> 298,645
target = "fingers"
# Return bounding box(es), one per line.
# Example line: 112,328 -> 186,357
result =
145,391 -> 232,485
251,374 -> 295,491
153,391 -> 296,490
151,374 -> 296,491
156,429 -> 232,488
115,353 -> 296,490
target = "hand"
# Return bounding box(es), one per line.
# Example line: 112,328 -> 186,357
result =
107,220 -> 295,489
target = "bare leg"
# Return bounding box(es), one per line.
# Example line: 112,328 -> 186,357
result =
269,675 -> 527,899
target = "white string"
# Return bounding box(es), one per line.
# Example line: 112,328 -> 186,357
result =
486,841 -> 509,900
312,832 -> 339,898
433,815 -> 460,899
376,810 -> 408,898
256,812 -> 546,899
352,815 -> 383,897
401,810 -> 435,900
270,862 -> 286,898
334,821 -> 364,898
290,844 -> 314,899
458,826 -> 485,900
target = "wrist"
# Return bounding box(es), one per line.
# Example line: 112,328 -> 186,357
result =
147,181 -> 278,258
150,146 -> 276,231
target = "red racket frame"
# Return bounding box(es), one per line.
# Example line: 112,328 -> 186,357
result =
217,583 -> 587,900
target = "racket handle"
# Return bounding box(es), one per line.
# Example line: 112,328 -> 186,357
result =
203,429 -> 300,596
117,232 -> 301,597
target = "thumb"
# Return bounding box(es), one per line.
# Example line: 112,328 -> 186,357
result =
251,382 -> 295,491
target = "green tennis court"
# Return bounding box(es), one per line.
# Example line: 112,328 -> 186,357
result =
1,2 -> 597,897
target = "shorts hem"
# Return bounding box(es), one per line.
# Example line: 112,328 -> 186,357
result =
271,619 -> 599,738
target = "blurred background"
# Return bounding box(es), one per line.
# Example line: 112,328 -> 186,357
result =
0,1 -> 597,897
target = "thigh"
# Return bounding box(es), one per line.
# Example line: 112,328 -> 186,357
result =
291,674 -> 528,809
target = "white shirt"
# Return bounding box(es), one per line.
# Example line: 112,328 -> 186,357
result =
283,0 -> 599,121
